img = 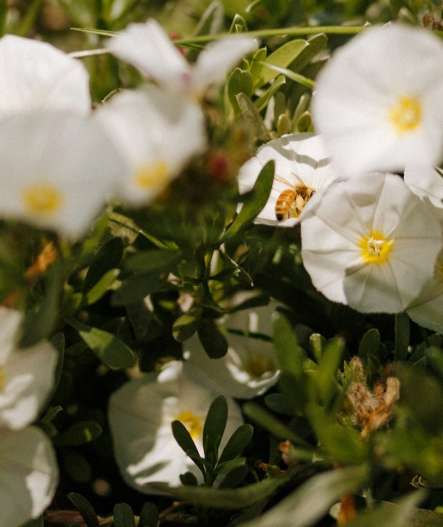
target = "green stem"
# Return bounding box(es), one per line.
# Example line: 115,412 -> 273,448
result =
174,25 -> 366,46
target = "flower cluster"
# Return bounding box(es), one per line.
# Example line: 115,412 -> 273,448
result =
0,307 -> 58,527
239,23 -> 443,325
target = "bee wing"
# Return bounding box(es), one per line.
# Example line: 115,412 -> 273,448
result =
274,174 -> 294,188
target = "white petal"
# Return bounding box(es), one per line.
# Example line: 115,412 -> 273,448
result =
0,426 -> 58,526
0,307 -> 21,365
0,110 -> 126,239
0,34 -> 91,117
106,19 -> 190,92
404,165 -> 443,209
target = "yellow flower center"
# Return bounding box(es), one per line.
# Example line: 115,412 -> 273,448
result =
244,354 -> 275,378
22,183 -> 63,216
359,231 -> 393,265
176,411 -> 202,439
388,96 -> 422,134
134,161 -> 170,190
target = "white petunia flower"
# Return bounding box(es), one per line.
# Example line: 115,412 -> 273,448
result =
95,87 -> 206,207
312,24 -> 443,175
0,306 -> 58,430
301,173 -> 443,313
108,361 -> 244,494
237,133 -> 339,227
0,426 -> 58,527
185,301 -> 281,399
0,110 -> 126,239
0,34 -> 91,117
106,18 -> 256,98
406,248 -> 443,334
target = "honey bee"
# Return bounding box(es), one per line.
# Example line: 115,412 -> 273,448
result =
274,174 -> 315,221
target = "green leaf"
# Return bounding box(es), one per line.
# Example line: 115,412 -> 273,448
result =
66,317 -> 136,370
346,491 -> 426,527
236,93 -> 271,142
273,312 -> 306,379
21,517 -> 44,527
224,160 -> 274,241
358,328 -> 381,369
395,312 -> 410,361
239,465 -> 369,527
255,39 -> 308,89
180,471 -> 199,486
139,502 -> 159,527
309,333 -> 326,363
249,47 -> 267,85
218,463 -> 249,488
68,493 -> 99,527
315,338 -> 344,409
61,449 -> 93,483
82,237 -> 123,293
83,268 -> 120,306
112,272 -> 164,306
113,503 -> 135,527
172,310 -> 202,342
254,75 -> 286,112
203,395 -> 228,468
228,67 -> 254,114
218,424 -> 254,464
287,33 -> 327,73
257,61 -> 315,89
54,421 -> 102,446
229,13 -> 248,33
242,402 -> 313,452
153,472 -> 291,509
214,456 -> 247,475
171,420 -> 206,476
125,249 -> 183,273
198,318 -> 228,358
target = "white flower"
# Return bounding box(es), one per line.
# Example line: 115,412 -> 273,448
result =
404,165 -> 443,210
106,18 -> 256,98
108,361 -> 244,494
95,87 -> 206,207
301,173 -> 443,313
0,426 -> 58,527
185,301 -> 281,399
0,34 -> 91,117
0,110 -> 126,239
237,133 -> 338,227
0,307 -> 58,430
406,248 -> 443,333
312,24 -> 443,175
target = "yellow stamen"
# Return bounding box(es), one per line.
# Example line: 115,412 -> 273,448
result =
359,231 -> 393,265
388,96 -> 421,134
176,411 -> 202,439
245,354 -> 275,378
134,161 -> 169,190
22,183 -> 63,216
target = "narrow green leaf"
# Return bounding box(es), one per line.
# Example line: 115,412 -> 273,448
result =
112,272 -> 163,306
68,493 -> 99,527
316,338 -> 344,409
126,249 -> 183,273
243,402 -> 313,452
83,237 -> 123,293
83,268 -> 120,306
255,39 -> 308,89
113,503 -> 135,527
66,317 -> 136,370
309,333 -> 325,363
272,312 -> 306,379
61,449 -> 92,483
214,457 -> 247,475
198,318 -> 228,358
139,502 -> 159,527
258,61 -> 315,89
239,465 -> 369,527
395,312 -> 410,361
171,420 -> 206,475
249,47 -> 267,85
218,463 -> 249,488
218,424 -> 254,465
203,395 -> 228,468
254,75 -> 286,112
229,13 -> 247,33
287,33 -> 327,73
224,160 -> 274,241
236,93 -> 272,142
346,490 -> 426,527
54,421 -> 102,446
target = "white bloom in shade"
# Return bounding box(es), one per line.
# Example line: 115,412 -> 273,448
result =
404,166 -> 443,209
95,87 -> 206,207
237,133 -> 338,227
185,301 -> 281,399
0,426 -> 58,527
0,110 -> 126,239
0,307 -> 58,430
0,34 -> 91,117
301,173 -> 443,313
106,18 -> 256,97
108,361 -> 244,494
312,24 -> 443,175
406,248 -> 443,333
